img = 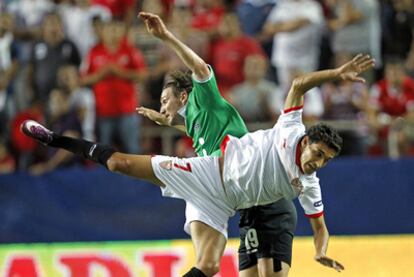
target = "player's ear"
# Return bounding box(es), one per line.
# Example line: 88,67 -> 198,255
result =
302,136 -> 309,147
180,91 -> 188,104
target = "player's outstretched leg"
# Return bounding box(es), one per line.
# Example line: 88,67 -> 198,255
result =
20,120 -> 163,185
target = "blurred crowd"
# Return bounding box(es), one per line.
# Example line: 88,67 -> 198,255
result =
0,0 -> 413,175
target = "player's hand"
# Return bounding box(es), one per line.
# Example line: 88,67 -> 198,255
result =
138,12 -> 170,40
337,53 -> 375,83
136,106 -> 169,126
315,255 -> 345,272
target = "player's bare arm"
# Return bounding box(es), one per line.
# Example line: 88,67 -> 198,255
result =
138,12 -> 210,80
136,106 -> 186,132
136,106 -> 168,126
310,216 -> 345,272
284,54 -> 375,110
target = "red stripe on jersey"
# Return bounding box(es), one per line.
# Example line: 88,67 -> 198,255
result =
305,211 -> 324,218
220,135 -> 230,155
173,162 -> 192,172
295,137 -> 304,173
283,105 -> 303,114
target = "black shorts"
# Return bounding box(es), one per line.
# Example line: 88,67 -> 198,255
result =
238,199 -> 297,271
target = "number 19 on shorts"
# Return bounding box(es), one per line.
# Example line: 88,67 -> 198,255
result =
245,228 -> 259,254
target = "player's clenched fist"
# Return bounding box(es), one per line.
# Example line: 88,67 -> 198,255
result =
138,12 -> 170,40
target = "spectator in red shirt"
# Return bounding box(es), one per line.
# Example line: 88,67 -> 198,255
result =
191,0 -> 226,33
368,57 -> 414,156
0,140 -> 16,174
81,19 -> 148,153
208,12 -> 266,97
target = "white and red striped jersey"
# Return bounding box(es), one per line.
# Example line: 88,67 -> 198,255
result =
222,107 -> 324,218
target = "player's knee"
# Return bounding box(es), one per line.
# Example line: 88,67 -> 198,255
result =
106,156 -> 118,172
196,260 -> 220,276
107,156 -> 131,173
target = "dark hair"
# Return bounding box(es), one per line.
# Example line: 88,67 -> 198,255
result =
163,70 -> 193,97
306,123 -> 343,155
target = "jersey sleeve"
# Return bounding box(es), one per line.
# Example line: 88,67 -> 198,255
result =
275,107 -> 304,129
191,65 -> 224,108
298,176 -> 324,218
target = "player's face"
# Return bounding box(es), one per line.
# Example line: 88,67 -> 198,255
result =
300,138 -> 337,175
160,87 -> 186,125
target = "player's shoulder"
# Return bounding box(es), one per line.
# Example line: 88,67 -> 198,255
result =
276,108 -> 305,133
192,65 -> 215,84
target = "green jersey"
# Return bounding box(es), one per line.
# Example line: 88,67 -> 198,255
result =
185,68 -> 248,157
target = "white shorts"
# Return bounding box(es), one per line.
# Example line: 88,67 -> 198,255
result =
151,155 -> 235,238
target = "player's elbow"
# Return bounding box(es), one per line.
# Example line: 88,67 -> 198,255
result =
289,76 -> 307,97
193,60 -> 210,80
291,76 -> 304,91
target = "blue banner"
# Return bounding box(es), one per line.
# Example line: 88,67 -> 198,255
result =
0,157 -> 413,243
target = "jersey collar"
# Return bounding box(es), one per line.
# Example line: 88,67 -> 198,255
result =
295,136 -> 305,174
177,104 -> 187,119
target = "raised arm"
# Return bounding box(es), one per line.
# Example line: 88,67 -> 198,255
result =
138,12 -> 210,80
284,54 -> 375,110
309,216 -> 345,272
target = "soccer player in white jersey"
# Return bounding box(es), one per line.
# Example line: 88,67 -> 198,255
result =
136,12 -> 297,277
21,53 -> 374,276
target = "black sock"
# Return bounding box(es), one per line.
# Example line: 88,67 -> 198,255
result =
182,267 -> 207,277
48,134 -> 115,168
